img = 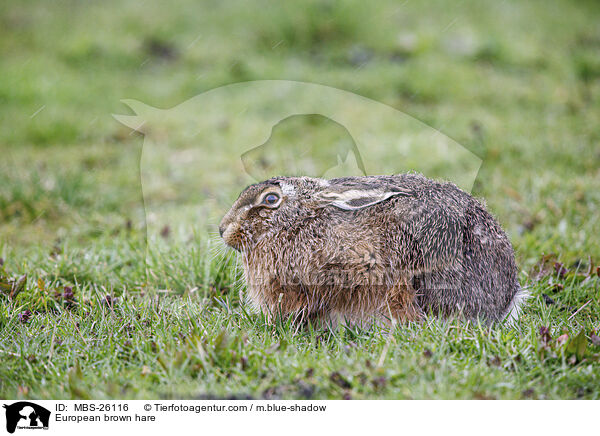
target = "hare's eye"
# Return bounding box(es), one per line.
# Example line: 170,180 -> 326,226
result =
263,193 -> 280,206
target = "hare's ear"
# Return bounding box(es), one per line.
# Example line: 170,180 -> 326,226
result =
317,188 -> 410,210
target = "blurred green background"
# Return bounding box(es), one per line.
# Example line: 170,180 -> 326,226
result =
0,0 -> 599,399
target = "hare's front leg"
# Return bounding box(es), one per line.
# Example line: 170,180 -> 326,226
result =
246,268 -> 317,324
380,281 -> 422,324
258,285 -> 315,324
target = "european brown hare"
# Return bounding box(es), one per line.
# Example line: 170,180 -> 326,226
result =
220,174 -> 525,327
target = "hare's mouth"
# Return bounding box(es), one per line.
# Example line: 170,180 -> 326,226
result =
220,222 -> 242,251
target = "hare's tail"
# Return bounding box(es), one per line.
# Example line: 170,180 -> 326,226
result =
502,285 -> 529,325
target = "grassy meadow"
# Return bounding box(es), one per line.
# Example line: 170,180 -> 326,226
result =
1,0 -> 600,399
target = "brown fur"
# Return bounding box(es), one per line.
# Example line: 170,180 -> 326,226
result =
220,174 -> 524,327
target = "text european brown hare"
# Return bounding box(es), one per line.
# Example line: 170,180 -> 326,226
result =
220,174 -> 526,327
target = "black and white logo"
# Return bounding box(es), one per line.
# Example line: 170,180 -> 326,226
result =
3,402 -> 50,434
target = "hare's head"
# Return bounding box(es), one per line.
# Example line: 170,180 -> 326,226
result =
219,177 -> 317,251
219,176 -> 413,252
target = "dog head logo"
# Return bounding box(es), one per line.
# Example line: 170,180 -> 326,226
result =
3,402 -> 50,434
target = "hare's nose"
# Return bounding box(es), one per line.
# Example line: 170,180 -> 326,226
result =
219,226 -> 225,237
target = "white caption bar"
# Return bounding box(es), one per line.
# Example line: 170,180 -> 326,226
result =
0,400 -> 594,436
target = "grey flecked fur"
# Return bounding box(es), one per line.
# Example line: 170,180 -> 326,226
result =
220,173 -> 523,326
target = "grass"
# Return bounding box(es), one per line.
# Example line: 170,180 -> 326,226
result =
1,0 -> 599,399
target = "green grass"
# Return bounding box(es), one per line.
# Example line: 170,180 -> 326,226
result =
1,0 -> 600,399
